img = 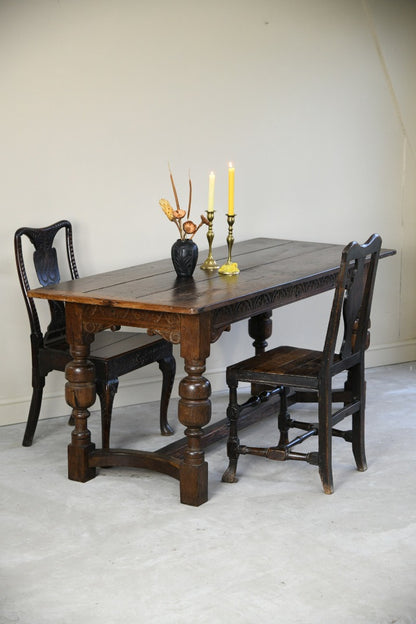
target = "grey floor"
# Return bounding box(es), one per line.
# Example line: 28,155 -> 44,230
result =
1,362 -> 415,624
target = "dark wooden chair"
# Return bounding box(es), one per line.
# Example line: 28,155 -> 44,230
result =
15,220 -> 176,448
222,234 -> 382,494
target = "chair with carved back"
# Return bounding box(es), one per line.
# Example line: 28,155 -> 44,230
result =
222,234 -> 382,494
15,220 -> 176,448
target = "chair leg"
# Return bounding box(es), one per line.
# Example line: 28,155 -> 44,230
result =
349,364 -> 367,472
277,386 -> 291,447
222,385 -> 240,483
22,377 -> 45,446
318,382 -> 334,494
158,355 -> 175,436
96,379 -> 119,449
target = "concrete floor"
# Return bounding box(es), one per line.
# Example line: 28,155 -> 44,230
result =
0,362 -> 415,624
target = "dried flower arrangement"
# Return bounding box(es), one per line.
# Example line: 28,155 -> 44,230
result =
159,166 -> 209,240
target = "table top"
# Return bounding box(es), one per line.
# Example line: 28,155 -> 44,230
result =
29,238 -> 395,315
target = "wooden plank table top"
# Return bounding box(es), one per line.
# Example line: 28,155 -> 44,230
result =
30,238 -> 374,311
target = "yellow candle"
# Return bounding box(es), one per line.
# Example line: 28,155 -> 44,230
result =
228,162 -> 235,215
208,171 -> 215,213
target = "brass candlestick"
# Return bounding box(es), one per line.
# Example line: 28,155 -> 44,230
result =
200,211 -> 218,270
218,214 -> 240,275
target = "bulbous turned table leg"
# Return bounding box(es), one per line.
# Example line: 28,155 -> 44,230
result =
178,358 -> 211,506
65,344 -> 97,482
248,311 -> 273,395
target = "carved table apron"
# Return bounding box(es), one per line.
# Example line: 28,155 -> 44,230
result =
29,237 -> 395,506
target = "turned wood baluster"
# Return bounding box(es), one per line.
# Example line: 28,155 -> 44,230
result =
178,315 -> 211,506
65,303 -> 97,482
248,311 -> 273,395
249,311 -> 273,354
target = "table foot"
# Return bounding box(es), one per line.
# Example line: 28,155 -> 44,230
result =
179,461 -> 208,506
68,442 -> 96,482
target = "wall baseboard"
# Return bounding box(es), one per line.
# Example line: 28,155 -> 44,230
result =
365,339 -> 416,368
1,341 -> 414,428
0,375 -> 180,428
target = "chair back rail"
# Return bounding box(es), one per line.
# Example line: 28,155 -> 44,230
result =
323,233 -> 382,368
14,220 -> 78,345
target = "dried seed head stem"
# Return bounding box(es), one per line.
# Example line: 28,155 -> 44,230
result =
168,163 -> 181,211
187,175 -> 192,219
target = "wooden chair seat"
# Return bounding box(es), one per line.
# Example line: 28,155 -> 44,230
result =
40,331 -> 168,370
227,346 -> 342,389
15,220 -> 176,448
222,234 -> 382,494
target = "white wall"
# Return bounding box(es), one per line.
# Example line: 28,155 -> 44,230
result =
1,0 -> 415,427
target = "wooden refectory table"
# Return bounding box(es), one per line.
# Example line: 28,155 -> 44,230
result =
28,237 -> 395,506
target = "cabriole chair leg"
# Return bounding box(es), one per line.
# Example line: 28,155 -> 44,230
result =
22,379 -> 45,447
97,379 -> 119,449
158,355 -> 176,436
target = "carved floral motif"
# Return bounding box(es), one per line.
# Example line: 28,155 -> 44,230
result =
212,273 -> 337,328
84,306 -> 182,344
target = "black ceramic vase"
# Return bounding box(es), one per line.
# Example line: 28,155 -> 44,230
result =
171,239 -> 198,278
